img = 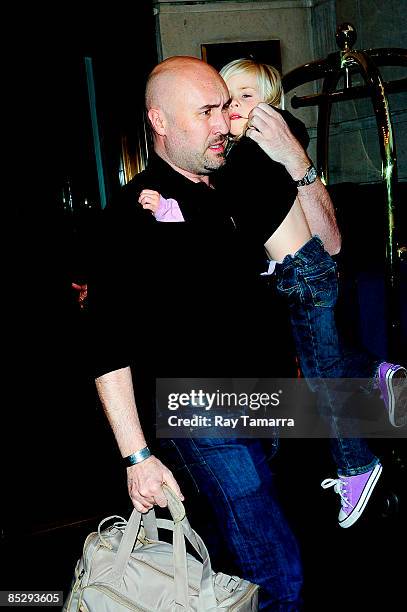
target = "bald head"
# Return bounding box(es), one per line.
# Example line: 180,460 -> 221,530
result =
145,56 -> 223,113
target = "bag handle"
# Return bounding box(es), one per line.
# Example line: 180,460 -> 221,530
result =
147,485 -> 217,609
108,485 -> 217,610
151,518 -> 218,611
109,485 -> 183,581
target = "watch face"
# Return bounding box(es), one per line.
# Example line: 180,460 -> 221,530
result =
308,166 -> 318,182
296,165 -> 318,187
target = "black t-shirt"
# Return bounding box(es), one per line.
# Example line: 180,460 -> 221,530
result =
88,153 -> 296,429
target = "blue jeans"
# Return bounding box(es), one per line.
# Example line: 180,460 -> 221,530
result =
275,236 -> 380,477
157,437 -> 303,611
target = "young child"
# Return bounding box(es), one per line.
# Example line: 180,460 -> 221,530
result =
138,58 -> 406,528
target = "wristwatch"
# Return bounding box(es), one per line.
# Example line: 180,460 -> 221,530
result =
295,164 -> 318,187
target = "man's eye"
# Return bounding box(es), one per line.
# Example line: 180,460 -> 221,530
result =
203,109 -> 211,116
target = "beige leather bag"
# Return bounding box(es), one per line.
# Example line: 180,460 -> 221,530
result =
63,486 -> 259,611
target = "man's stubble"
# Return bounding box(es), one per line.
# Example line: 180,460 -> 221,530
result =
164,127 -> 226,176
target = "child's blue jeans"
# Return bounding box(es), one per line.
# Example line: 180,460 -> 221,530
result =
275,235 -> 380,477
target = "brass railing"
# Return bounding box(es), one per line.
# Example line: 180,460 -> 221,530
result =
282,24 -> 407,358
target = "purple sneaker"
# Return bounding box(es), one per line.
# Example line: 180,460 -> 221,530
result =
321,463 -> 382,528
376,362 -> 407,427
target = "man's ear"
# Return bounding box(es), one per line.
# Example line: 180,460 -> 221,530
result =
147,108 -> 166,136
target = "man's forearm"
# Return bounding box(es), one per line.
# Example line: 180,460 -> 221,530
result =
296,178 -> 341,255
95,365 -> 184,511
95,366 -> 147,457
283,151 -> 341,256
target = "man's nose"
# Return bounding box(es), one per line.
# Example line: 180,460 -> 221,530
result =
212,111 -> 230,135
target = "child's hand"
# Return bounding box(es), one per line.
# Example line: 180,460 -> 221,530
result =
138,189 -> 161,213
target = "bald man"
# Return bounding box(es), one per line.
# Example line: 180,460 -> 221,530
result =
144,57 -> 230,177
88,56 -> 342,609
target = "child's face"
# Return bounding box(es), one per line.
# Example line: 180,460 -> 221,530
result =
225,72 -> 263,136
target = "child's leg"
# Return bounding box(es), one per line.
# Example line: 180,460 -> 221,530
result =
273,236 -> 382,527
268,201 -> 404,400
265,199 -> 378,376
271,220 -> 406,424
273,237 -> 377,457
275,238 -> 378,375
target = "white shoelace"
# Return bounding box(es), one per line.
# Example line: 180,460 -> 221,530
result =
321,478 -> 354,509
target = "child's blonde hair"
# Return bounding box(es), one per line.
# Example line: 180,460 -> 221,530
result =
219,58 -> 283,107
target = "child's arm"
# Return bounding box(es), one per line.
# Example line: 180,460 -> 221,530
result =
138,189 -> 185,222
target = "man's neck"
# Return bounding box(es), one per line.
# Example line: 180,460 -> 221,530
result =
154,149 -> 211,186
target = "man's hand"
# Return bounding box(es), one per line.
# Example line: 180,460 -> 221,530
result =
127,455 -> 184,513
245,103 -> 310,179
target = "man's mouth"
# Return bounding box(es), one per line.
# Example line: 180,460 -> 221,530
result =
208,140 -> 226,154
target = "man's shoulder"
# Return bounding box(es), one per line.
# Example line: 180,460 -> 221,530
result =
114,168 -> 156,207
109,157 -> 179,210
97,173 -> 154,238
126,165 -> 163,192
103,166 -> 160,222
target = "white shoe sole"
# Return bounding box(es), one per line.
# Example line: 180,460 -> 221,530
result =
339,463 -> 383,528
385,367 -> 407,428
